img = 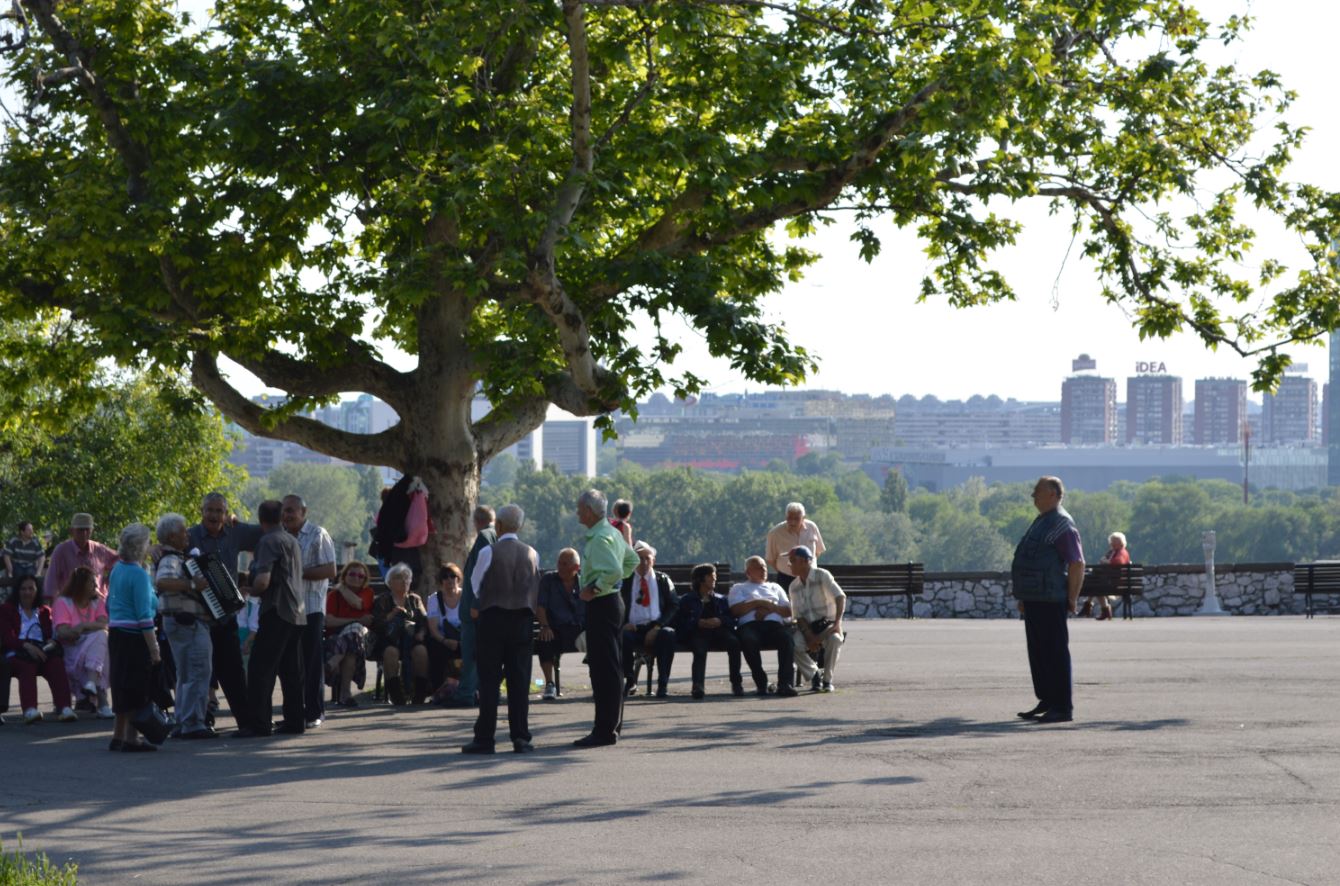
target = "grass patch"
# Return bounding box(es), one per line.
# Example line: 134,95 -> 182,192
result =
0,837 -> 78,885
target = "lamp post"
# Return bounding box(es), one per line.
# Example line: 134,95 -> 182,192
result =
1197,530 -> 1227,616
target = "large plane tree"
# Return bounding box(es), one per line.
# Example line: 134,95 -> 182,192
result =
1,0 -> 1336,563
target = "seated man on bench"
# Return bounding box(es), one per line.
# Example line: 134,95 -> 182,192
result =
619,541 -> 678,698
675,563 -> 744,699
535,548 -> 585,700
786,545 -> 845,693
728,556 -> 797,698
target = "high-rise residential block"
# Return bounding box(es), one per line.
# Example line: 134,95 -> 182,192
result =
1193,378 -> 1246,445
1262,375 -> 1318,444
1126,375 -> 1182,444
1061,375 -> 1117,444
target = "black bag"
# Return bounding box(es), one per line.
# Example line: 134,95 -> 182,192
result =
807,617 -> 834,636
131,702 -> 172,746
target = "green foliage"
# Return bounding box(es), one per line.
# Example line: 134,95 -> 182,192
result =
880,469 -> 909,514
246,462 -> 381,558
0,375 -> 245,546
486,465 -> 1340,571
0,0 -> 1335,520
0,837 -> 78,885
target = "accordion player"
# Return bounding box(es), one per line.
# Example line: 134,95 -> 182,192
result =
185,553 -> 247,620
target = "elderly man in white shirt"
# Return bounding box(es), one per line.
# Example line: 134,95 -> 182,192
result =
281,495 -> 337,729
786,545 -> 846,692
727,556 -> 797,697
764,502 -> 825,591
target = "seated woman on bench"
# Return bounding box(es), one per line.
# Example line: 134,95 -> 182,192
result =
675,563 -> 743,699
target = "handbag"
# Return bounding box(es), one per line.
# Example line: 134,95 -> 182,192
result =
131,701 -> 172,745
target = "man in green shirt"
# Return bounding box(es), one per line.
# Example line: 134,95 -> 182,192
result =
573,489 -> 638,748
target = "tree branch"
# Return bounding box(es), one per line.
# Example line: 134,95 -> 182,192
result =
231,346 -> 411,412
191,351 -> 405,467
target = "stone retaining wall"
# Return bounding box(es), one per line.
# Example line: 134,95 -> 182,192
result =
844,563 -> 1301,618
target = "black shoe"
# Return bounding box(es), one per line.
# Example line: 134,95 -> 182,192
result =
1034,709 -> 1073,724
691,685 -> 704,700
655,686 -> 669,699
775,685 -> 799,698
811,674 -> 822,692
624,679 -> 638,697
121,740 -> 158,752
572,734 -> 617,748
1016,703 -> 1048,720
337,697 -> 360,708
180,728 -> 219,740
233,726 -> 272,738
512,740 -> 534,754
274,723 -> 305,736
108,738 -> 123,751
731,683 -> 745,698
461,741 -> 495,754
755,684 -> 773,697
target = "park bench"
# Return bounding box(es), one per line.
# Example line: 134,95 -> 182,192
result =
1080,562 -> 1145,620
627,563 -> 733,695
1291,562 -> 1340,618
823,562 -> 925,619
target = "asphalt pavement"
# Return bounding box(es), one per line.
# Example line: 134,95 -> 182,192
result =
2,617 -> 1337,885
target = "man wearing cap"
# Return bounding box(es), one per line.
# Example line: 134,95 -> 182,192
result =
44,513 -> 118,600
618,541 -> 679,698
786,545 -> 846,692
764,502 -> 825,591
1012,476 -> 1084,724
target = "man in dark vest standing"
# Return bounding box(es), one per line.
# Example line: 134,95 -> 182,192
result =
1012,476 -> 1085,724
445,506 -> 495,708
462,505 -> 539,754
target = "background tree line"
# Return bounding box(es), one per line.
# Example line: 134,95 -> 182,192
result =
481,453 -> 1340,572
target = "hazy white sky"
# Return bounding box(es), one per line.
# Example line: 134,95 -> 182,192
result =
213,1 -> 1339,406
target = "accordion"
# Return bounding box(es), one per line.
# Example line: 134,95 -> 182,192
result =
185,554 -> 246,620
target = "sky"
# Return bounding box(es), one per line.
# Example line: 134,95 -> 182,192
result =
191,2 -> 1337,405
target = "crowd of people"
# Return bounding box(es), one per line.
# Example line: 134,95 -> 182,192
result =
2,475 -> 1108,746
0,490 -> 849,753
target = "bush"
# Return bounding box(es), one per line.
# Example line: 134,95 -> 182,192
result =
0,838 -> 78,885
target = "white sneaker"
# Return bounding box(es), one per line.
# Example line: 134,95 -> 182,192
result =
81,680 -> 98,701
58,706 -> 78,722
22,708 -> 42,724
542,682 -> 558,701
96,705 -> 115,720
821,680 -> 835,693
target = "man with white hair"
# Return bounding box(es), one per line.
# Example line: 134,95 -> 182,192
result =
764,502 -> 825,590
729,556 -> 798,697
281,494 -> 337,729
573,489 -> 638,748
154,513 -> 216,738
618,541 -> 679,698
462,504 -> 540,754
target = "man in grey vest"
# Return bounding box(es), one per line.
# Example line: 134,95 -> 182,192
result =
462,504 -> 540,754
1011,476 -> 1085,724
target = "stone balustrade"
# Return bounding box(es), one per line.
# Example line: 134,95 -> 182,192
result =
844,563 -> 1300,619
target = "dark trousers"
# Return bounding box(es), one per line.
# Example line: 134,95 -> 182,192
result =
772,573 -> 795,591
622,624 -> 677,691
473,607 -> 534,745
247,609 -> 306,732
690,626 -> 743,688
302,612 -> 325,722
0,656 -> 9,712
210,617 -> 250,729
738,620 -> 795,690
11,653 -> 72,711
585,592 -> 625,740
1023,600 -> 1072,714
535,623 -> 582,665
427,624 -> 463,690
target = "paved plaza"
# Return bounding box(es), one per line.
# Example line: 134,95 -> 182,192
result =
2,617 -> 1338,885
